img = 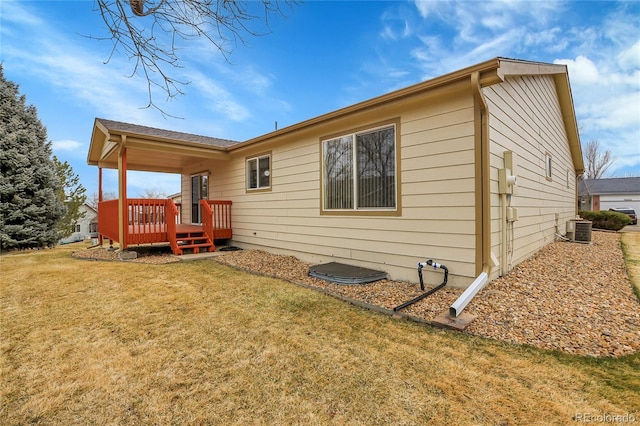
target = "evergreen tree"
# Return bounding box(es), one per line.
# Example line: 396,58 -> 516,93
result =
0,66 -> 65,250
53,156 -> 87,239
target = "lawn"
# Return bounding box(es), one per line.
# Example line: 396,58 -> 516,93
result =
1,242 -> 639,425
622,231 -> 640,299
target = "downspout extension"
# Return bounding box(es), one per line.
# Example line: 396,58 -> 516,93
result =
449,71 -> 492,318
393,260 -> 448,312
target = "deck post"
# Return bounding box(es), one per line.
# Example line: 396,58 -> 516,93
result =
98,167 -> 103,246
118,140 -> 128,250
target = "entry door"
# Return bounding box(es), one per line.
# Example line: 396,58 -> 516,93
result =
191,174 -> 209,224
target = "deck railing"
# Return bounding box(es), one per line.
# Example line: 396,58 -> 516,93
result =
207,200 -> 233,239
166,200 -> 179,254
98,198 -> 232,249
201,200 -> 214,246
126,198 -> 169,245
174,203 -> 182,224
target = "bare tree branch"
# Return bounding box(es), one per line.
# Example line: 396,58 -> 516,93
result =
584,140 -> 614,179
89,0 -> 297,116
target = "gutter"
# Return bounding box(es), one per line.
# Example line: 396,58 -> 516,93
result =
229,59 -> 504,152
449,71 -> 493,318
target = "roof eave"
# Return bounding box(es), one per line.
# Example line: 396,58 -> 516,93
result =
231,58 -> 504,150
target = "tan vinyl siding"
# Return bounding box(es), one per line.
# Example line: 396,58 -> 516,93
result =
202,87 -> 478,287
180,174 -> 191,223
486,75 -> 577,274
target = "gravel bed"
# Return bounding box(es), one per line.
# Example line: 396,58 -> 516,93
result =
71,232 -> 640,357
464,231 -> 640,357
72,245 -> 180,264
215,232 -> 640,358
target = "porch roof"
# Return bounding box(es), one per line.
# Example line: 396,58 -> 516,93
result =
88,118 -> 241,173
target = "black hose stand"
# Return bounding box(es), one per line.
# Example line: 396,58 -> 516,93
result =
393,260 -> 449,312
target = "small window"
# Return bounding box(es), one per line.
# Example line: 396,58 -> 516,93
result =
247,153 -> 271,191
545,153 -> 552,181
75,224 -> 81,232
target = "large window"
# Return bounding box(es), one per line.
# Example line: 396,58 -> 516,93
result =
246,153 -> 271,191
322,124 -> 397,212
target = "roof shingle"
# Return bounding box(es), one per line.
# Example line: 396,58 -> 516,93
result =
578,177 -> 640,196
96,118 -> 241,149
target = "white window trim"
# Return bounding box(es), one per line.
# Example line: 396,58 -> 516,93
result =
545,153 -> 553,181
322,123 -> 398,212
246,153 -> 271,191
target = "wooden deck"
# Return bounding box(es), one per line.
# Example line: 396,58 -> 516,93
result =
176,224 -> 205,233
98,198 -> 232,255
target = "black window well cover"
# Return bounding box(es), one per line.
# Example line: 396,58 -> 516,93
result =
308,262 -> 387,285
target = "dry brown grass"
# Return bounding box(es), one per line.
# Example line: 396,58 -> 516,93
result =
1,242 -> 639,425
622,232 -> 640,299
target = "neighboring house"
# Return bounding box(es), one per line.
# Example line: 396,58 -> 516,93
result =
87,57 -> 584,288
59,204 -> 98,244
578,177 -> 640,213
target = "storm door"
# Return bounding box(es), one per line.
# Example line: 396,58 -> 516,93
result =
191,173 -> 209,224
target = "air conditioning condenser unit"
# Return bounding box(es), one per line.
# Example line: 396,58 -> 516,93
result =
566,219 -> 592,243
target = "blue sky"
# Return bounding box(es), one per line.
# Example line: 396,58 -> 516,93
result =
1,0 -> 639,198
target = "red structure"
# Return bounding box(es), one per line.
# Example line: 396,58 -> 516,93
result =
98,198 -> 232,255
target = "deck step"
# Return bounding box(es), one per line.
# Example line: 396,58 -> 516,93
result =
176,244 -> 214,255
179,243 -> 213,248
173,230 -> 214,255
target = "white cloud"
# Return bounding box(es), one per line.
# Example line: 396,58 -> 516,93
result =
555,56 -> 600,85
404,0 -> 639,176
413,0 -> 447,19
0,2 -> 43,27
52,139 -> 82,152
188,71 -> 251,122
618,40 -> 640,71
1,5 -> 157,124
380,8 -> 413,41
523,28 -> 566,52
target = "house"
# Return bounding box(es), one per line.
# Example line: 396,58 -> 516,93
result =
578,177 -> 640,212
87,57 -> 584,288
59,203 -> 98,244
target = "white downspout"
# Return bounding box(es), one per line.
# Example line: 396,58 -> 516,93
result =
450,272 -> 488,317
500,192 -> 508,276
449,71 -> 493,318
